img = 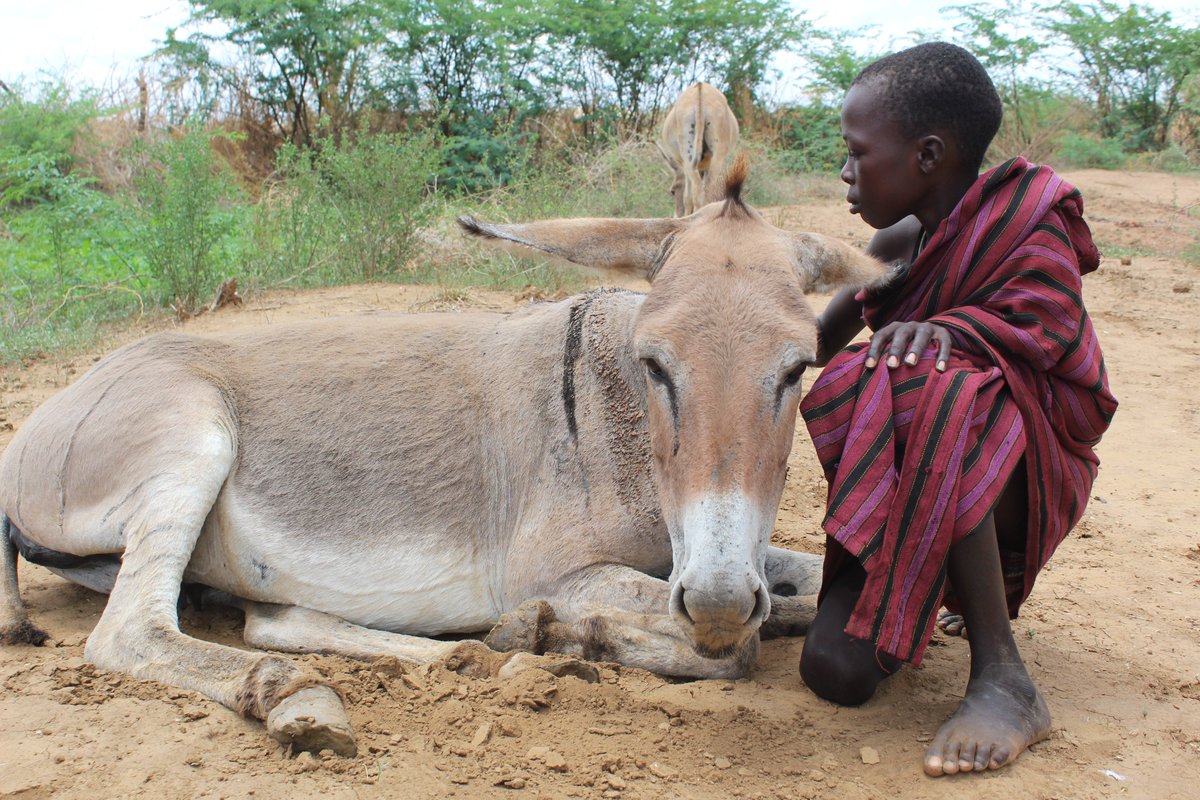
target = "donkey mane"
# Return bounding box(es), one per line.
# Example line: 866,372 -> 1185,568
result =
719,154 -> 750,217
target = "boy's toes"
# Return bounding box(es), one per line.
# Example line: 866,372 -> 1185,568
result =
924,739 -> 959,776
988,744 -> 1014,770
957,740 -> 978,772
936,609 -> 967,637
972,742 -> 993,771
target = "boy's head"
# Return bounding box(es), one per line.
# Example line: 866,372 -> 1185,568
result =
852,42 -> 1002,173
839,42 -> 1002,230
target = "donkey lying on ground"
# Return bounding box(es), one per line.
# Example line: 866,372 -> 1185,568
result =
0,161 -> 888,757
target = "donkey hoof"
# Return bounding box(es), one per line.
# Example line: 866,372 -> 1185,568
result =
485,600 -> 557,653
0,619 -> 50,646
498,652 -> 600,683
267,686 -> 356,757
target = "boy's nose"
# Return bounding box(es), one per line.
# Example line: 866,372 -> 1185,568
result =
840,158 -> 854,184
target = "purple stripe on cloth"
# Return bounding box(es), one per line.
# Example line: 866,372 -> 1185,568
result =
841,369 -> 890,454
820,351 -> 868,384
831,470 -> 896,544
892,388 -> 976,628
956,414 -> 1024,516
1059,333 -> 1099,382
1010,243 -> 1075,271
812,420 -> 850,451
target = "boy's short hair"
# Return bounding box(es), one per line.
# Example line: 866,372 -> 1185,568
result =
853,42 -> 1002,172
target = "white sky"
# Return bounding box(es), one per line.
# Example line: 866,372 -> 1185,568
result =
0,0 -> 1196,95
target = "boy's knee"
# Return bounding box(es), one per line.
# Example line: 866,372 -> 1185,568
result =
799,633 -> 884,707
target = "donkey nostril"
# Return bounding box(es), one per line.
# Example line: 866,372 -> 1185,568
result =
750,586 -> 768,624
672,585 -> 694,625
771,581 -> 798,597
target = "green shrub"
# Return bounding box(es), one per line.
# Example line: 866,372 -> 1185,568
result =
130,125 -> 247,310
0,81 -> 101,176
1052,133 -> 1128,169
770,103 -> 844,174
319,132 -> 442,280
237,143 -> 333,289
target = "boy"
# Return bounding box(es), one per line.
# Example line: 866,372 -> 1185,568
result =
798,42 -> 1117,776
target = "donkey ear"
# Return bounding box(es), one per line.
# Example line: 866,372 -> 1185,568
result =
789,232 -> 892,294
458,215 -> 683,280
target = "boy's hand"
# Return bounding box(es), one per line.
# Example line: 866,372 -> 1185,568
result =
864,321 -> 952,372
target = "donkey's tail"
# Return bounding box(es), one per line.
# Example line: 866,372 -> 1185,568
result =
0,513 -> 50,645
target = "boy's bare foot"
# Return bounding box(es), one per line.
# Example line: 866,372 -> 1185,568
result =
937,609 -> 967,637
923,663 -> 1050,776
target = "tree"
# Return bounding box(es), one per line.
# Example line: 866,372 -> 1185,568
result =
945,2 -> 1060,159
545,0 -> 805,134
1040,1 -> 1200,150
377,0 -> 551,132
160,0 -> 387,146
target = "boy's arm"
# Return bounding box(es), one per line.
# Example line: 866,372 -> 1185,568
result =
815,288 -> 865,366
816,216 -> 923,366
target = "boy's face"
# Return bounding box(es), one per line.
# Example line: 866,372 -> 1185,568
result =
839,81 -> 928,230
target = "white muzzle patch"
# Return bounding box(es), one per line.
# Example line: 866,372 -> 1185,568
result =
669,491 -> 771,654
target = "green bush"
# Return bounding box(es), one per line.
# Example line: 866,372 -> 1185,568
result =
130,126 -> 247,310
770,103 -> 844,174
0,182 -> 146,363
237,144 -> 332,289
0,82 -> 101,176
1051,133 -> 1128,169
320,132 -> 443,280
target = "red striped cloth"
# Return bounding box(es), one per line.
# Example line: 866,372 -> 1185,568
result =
800,157 -> 1118,664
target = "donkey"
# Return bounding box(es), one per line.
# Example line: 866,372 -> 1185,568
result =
0,160 -> 888,757
657,82 -> 740,216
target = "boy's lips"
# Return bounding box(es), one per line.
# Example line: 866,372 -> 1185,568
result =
847,197 -> 861,214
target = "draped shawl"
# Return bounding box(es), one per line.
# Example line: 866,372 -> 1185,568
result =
799,157 -> 1118,664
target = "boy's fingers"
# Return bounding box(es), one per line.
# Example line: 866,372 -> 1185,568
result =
907,326 -> 933,365
866,322 -> 901,368
936,328 -> 953,372
887,325 -> 915,367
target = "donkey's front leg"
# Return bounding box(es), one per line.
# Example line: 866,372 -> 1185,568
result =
488,564 -> 766,679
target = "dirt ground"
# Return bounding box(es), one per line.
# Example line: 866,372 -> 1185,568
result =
1,169 -> 1198,799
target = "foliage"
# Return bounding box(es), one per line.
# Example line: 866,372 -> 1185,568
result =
1040,1 -> 1200,151
1052,131 -> 1129,168
946,1 -> 1054,158
795,28 -> 882,106
236,130 -> 443,288
379,0 -> 551,132
130,125 -> 247,310
545,0 -> 805,133
769,103 -> 844,173
440,114 -> 537,195
162,0 -> 387,144
316,131 -> 442,279
0,82 -> 104,203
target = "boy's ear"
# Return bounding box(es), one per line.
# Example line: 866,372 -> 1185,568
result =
917,135 -> 945,174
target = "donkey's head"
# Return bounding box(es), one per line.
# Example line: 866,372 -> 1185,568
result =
459,158 -> 888,658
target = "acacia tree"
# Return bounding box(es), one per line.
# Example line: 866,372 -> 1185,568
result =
942,1 -> 1074,159
159,0 -> 386,146
1040,0 -> 1200,149
545,0 -> 805,134
377,0 -> 551,132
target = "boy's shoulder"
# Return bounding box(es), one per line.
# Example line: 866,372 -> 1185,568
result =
867,216 -> 924,268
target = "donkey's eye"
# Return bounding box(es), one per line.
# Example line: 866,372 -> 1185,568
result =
782,363 -> 806,388
642,357 -> 668,383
